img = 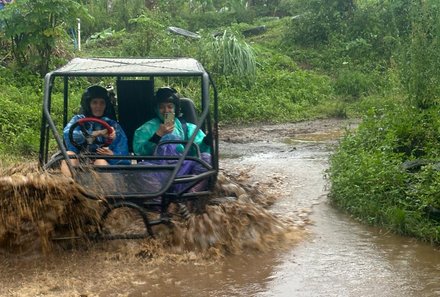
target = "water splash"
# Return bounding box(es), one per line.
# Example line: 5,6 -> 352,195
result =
0,163 -> 101,254
0,163 -> 306,259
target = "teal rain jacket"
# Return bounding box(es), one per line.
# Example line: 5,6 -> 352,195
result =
133,117 -> 210,156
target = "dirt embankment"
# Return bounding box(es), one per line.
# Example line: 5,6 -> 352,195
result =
219,118 -> 359,143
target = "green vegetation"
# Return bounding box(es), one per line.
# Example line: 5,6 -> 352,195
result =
0,0 -> 90,76
0,67 -> 42,156
1,0 -> 440,243
329,105 -> 440,243
321,0 -> 440,243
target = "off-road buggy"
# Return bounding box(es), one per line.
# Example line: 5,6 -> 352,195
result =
39,58 -> 219,240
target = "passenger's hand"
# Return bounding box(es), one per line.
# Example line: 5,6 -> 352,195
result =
156,123 -> 174,137
96,147 -> 114,155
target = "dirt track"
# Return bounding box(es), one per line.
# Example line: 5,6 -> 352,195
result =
14,118 -> 440,297
219,118 -> 359,143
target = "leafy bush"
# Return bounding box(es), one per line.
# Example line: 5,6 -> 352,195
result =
398,1 -> 440,109
218,58 -> 334,123
329,104 -> 440,242
284,0 -> 355,47
124,12 -> 166,57
80,0 -> 146,36
283,0 -> 404,75
334,69 -> 376,100
344,3 -> 401,64
0,0 -> 90,76
0,69 -> 41,155
182,11 -> 255,31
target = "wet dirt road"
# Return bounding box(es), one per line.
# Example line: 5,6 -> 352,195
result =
1,119 -> 440,296
219,119 -> 440,297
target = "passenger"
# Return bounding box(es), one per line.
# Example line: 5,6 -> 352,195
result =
133,86 -> 211,156
61,85 -> 130,177
133,86 -> 212,193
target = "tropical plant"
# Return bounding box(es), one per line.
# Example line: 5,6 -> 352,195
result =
285,0 -> 356,47
124,12 -> 166,57
200,29 -> 256,86
399,1 -> 440,109
0,0 -> 91,76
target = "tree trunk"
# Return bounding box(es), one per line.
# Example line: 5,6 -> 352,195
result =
145,0 -> 155,10
107,0 -> 113,13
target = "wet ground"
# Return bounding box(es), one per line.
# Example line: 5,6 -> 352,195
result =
220,119 -> 440,297
1,118 -> 440,296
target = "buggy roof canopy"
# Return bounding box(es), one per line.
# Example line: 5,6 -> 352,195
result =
51,57 -> 207,77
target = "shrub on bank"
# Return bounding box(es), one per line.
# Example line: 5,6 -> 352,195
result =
329,104 -> 440,243
0,68 -> 42,155
217,63 -> 335,123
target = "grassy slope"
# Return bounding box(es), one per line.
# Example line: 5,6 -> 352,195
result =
0,17 -> 357,161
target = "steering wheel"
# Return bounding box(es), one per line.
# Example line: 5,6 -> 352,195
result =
68,117 -> 114,151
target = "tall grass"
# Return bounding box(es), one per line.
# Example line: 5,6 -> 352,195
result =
200,29 -> 256,86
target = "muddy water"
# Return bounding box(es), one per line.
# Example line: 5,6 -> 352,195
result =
219,120 -> 440,297
1,120 -> 440,296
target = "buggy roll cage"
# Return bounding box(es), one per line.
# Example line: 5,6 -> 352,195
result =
39,58 -> 219,203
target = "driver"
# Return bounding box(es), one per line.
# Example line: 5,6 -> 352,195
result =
61,85 -> 130,177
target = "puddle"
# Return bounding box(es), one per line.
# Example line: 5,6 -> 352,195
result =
285,130 -> 345,144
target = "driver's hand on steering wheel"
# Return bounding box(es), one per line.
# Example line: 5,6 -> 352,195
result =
96,147 -> 114,155
156,123 -> 174,137
92,127 -> 116,139
107,127 -> 116,140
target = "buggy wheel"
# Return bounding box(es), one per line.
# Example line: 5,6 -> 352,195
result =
169,196 -> 210,220
97,202 -> 154,240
